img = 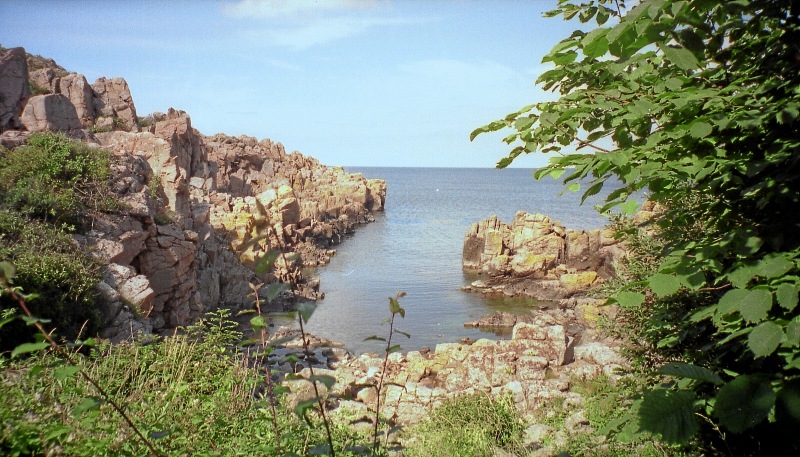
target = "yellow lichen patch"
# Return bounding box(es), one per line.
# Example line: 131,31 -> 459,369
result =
559,271 -> 598,293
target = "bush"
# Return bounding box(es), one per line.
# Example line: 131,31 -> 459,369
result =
0,310 -> 367,456
404,392 -> 524,457
0,132 -> 116,226
0,211 -> 102,351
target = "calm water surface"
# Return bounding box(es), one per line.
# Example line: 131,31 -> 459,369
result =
288,167 -> 621,354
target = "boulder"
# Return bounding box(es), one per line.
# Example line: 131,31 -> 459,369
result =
29,68 -> 57,93
20,94 -> 82,131
462,211 -> 622,300
0,47 -> 30,131
56,73 -> 95,127
92,76 -> 139,132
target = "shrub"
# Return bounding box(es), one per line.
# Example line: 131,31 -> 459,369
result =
0,211 -> 102,351
0,132 -> 116,226
0,309 -> 367,456
404,393 -> 524,457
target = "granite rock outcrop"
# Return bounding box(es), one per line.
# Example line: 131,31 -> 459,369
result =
462,211 -> 626,300
0,47 -> 30,131
279,316 -> 625,427
0,46 -> 386,342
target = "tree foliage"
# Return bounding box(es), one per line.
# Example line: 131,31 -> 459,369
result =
474,0 -> 800,452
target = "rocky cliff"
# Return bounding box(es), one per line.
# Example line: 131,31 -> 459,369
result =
462,211 -> 627,300
0,46 -> 386,341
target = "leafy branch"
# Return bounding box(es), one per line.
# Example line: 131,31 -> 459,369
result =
0,261 -> 161,457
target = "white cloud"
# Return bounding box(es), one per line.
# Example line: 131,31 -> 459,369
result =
223,0 -> 377,19
240,15 -> 426,50
398,59 -> 526,86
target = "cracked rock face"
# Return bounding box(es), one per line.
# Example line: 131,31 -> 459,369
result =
2,46 -> 387,342
462,211 -> 625,300
0,47 -> 31,131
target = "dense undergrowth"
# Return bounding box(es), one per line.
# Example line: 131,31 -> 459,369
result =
0,311 -> 370,456
0,133 -> 114,351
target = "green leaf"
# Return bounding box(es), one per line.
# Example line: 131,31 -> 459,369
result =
639,389 -> 699,443
649,273 -> 681,297
776,379 -> 800,427
552,51 -> 579,65
688,121 -> 712,139
11,341 -> 50,358
265,282 -> 289,303
546,168 -> 566,180
659,362 -> 723,385
364,335 -> 387,342
690,305 -> 716,322
0,314 -> 16,329
759,255 -> 794,279
470,120 -> 507,141
620,199 -> 639,215
309,374 -> 337,390
581,28 -> 610,58
728,264 -> 756,288
250,315 -> 267,331
676,266 -> 706,291
777,107 -> 799,125
254,249 -> 281,275
567,182 -> 581,192
296,302 -> 316,324
747,321 -> 784,357
21,315 -> 51,326
714,375 -> 776,433
74,397 -> 102,417
777,283 -> 799,311
581,181 -> 604,202
388,344 -> 402,354
616,291 -> 645,308
54,365 -> 81,381
716,289 -> 749,322
0,261 -> 15,282
785,320 -> 800,347
389,297 -> 401,315
739,289 -> 773,323
294,399 -> 318,426
658,43 -> 700,70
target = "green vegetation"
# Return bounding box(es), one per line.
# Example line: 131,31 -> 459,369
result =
28,80 -> 50,96
0,211 -> 102,349
404,392 -> 525,457
530,375 -> 691,456
0,133 -> 118,351
0,310 -> 367,456
0,132 -> 117,224
474,0 -> 800,453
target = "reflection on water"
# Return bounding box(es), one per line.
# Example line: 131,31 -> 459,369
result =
274,167 -> 622,355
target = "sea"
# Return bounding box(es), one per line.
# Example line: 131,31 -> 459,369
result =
281,167 -> 626,355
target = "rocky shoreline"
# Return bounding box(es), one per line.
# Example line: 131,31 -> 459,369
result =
1,46 -> 386,341
3,45 -> 632,453
461,208 -> 657,302
260,293 -> 624,453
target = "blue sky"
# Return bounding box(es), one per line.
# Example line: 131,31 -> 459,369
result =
1,0 -> 581,168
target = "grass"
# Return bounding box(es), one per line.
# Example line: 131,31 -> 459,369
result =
0,310 -> 370,456
403,392 -> 526,457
